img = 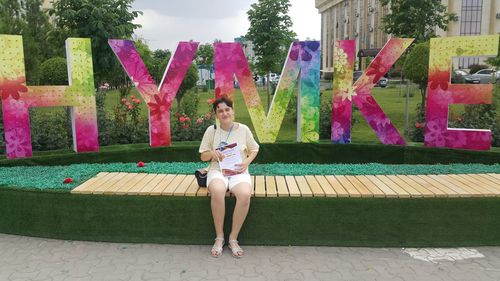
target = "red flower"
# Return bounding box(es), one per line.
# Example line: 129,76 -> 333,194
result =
415,122 -> 423,129
137,161 -> 145,167
182,124 -> 188,129
130,95 -> 136,99
63,177 -> 73,184
127,105 -> 133,110
207,98 -> 215,105
185,117 -> 190,122
366,57 -> 386,84
147,94 -> 169,119
125,101 -> 131,106
0,77 -> 28,100
197,118 -> 203,124
121,98 -> 127,102
179,116 -> 186,123
133,99 -> 141,104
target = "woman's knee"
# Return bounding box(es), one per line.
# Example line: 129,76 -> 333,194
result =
208,180 -> 227,199
232,184 -> 252,205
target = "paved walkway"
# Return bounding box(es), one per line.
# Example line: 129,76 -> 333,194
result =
0,234 -> 499,281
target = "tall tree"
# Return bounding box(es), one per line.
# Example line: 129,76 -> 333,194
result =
151,49 -> 171,85
0,0 -> 53,84
49,0 -> 141,87
196,43 -> 214,67
403,42 -> 429,115
380,0 -> 457,43
246,0 -> 296,110
176,64 -> 199,113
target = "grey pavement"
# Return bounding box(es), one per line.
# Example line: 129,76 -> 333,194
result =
1,233 -> 500,281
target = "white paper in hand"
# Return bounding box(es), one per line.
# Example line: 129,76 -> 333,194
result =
217,143 -> 242,175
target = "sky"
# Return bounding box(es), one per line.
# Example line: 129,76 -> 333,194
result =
131,0 -> 321,52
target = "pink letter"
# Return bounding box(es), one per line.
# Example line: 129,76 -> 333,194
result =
109,40 -> 198,146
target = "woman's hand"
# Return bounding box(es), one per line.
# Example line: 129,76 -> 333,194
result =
211,149 -> 225,162
234,161 -> 249,173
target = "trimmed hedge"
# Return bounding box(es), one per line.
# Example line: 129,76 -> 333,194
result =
0,142 -> 499,167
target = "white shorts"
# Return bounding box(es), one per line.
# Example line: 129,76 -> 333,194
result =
207,170 -> 252,191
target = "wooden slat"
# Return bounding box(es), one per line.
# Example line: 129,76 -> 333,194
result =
375,175 -> 410,198
364,175 -> 398,198
345,176 -> 373,197
91,172 -> 128,194
324,175 -> 349,197
138,174 -> 167,194
440,174 -> 485,197
275,176 -> 289,197
487,173 -> 500,180
265,176 -> 277,197
127,174 -> 158,195
385,175 -> 422,197
294,176 -> 313,197
150,174 -> 176,195
113,173 -> 148,195
285,176 -> 301,197
305,176 -> 325,197
447,174 -> 494,197
173,175 -> 196,196
71,172 -> 109,194
428,175 -> 473,197
185,176 -> 201,197
255,176 -> 266,197
482,173 -> 500,184
354,175 -> 385,198
406,175 -> 447,197
417,175 -> 459,197
97,173 -> 137,195
396,175 -> 435,197
314,175 -> 337,197
469,174 -> 500,193
335,175 -> 361,197
162,175 -> 187,195
197,186 -> 209,196
464,174 -> 500,195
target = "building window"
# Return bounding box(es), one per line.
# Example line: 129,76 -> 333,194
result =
459,0 -> 483,67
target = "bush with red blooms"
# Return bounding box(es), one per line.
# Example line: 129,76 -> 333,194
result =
171,98 -> 215,141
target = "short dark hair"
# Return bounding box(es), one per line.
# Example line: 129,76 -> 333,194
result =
212,96 -> 233,112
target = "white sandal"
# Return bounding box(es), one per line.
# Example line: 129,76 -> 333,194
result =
211,237 -> 224,258
228,239 -> 244,258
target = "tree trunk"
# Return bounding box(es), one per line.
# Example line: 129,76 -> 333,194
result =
267,72 -> 270,112
420,85 -> 427,116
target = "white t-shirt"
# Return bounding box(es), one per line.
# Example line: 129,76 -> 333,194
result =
199,123 -> 259,173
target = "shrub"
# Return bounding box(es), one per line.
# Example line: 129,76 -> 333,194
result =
108,95 -> 148,144
171,111 -> 215,141
181,91 -> 199,117
30,108 -> 72,151
39,57 -> 68,85
409,103 -> 426,142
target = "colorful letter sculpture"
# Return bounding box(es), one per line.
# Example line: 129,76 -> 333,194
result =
214,41 -> 320,142
109,40 -> 198,146
425,35 -> 499,150
331,38 -> 414,145
0,35 -> 98,159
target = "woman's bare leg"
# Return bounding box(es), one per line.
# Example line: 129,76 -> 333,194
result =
228,182 -> 252,257
208,179 -> 227,256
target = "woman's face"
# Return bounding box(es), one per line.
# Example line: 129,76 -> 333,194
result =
215,102 -> 234,124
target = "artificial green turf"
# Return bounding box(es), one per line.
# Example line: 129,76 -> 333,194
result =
0,162 -> 499,191
1,188 -> 500,247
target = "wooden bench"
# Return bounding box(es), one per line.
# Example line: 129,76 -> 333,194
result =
71,172 -> 500,198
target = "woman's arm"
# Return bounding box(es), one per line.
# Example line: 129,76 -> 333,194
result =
200,150 -> 224,162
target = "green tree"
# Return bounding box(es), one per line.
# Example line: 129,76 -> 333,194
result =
0,0 -> 53,84
49,0 -> 141,87
176,64 -> 199,113
151,49 -> 171,84
246,0 -> 296,109
196,43 -> 214,66
380,0 -> 457,43
403,41 -> 429,115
